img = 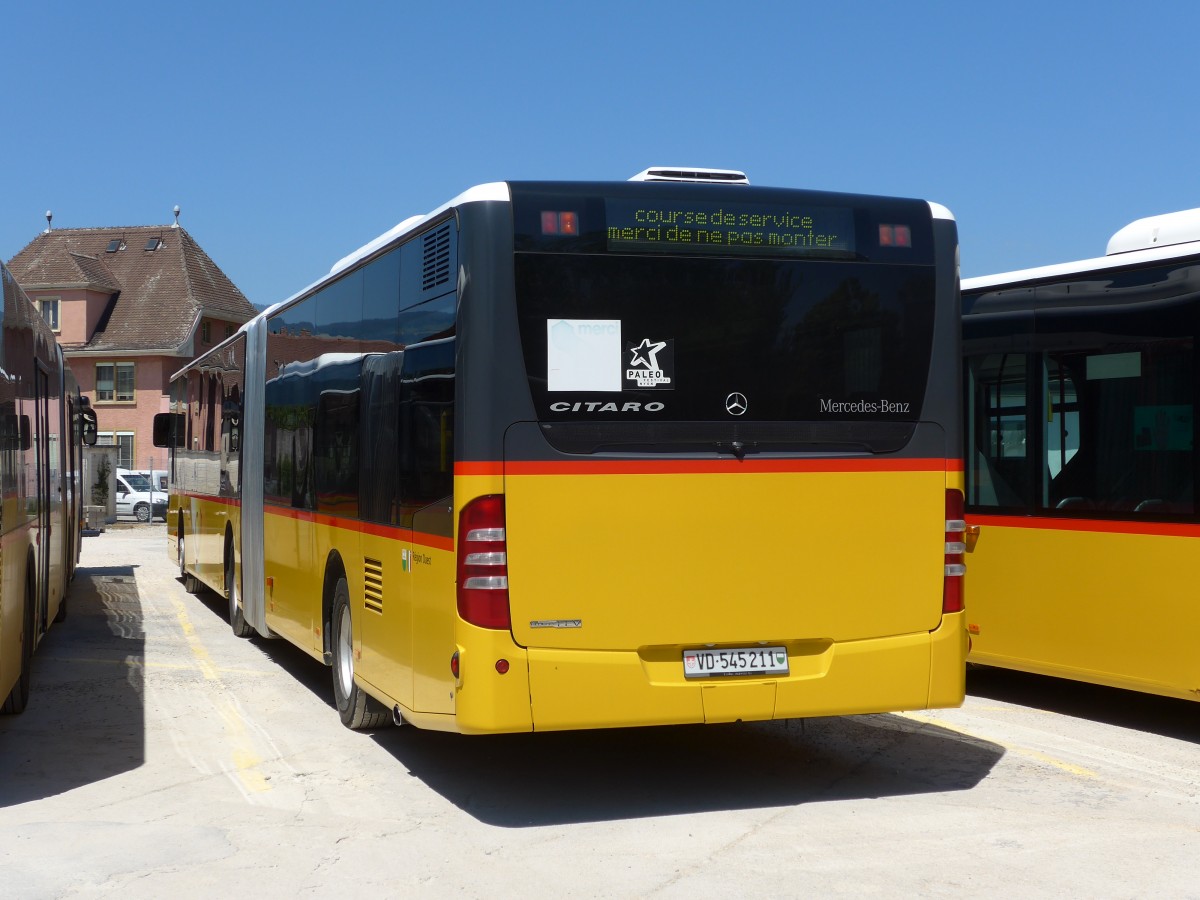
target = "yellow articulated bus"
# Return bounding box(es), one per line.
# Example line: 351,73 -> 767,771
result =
963,206 -> 1200,702
157,168 -> 966,733
1,261 -> 98,714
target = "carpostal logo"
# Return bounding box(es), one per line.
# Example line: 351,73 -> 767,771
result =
549,401 -> 666,413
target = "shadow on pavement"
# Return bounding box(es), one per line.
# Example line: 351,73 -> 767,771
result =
239,620 -> 1005,827
367,712 -> 1003,827
0,566 -> 145,808
967,665 -> 1200,744
179,570 -> 1007,828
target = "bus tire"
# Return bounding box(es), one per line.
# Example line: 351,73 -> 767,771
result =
2,572 -> 36,715
330,577 -> 389,730
179,530 -> 199,594
227,554 -> 253,638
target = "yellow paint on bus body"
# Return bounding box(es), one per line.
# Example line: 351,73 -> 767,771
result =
966,516 -> 1200,701
181,465 -> 964,735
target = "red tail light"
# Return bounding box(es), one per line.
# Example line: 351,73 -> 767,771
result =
457,495 -> 511,629
943,489 -> 966,613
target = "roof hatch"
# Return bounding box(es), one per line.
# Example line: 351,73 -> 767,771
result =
627,166 -> 749,185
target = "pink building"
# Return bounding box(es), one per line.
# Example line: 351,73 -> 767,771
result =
7,220 -> 257,471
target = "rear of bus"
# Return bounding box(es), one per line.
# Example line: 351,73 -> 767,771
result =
451,179 -> 965,732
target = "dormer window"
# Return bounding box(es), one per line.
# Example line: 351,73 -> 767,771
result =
39,297 -> 60,331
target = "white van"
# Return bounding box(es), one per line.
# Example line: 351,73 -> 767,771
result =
115,469 -> 168,522
133,469 -> 168,492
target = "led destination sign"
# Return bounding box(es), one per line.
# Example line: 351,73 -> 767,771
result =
606,198 -> 856,257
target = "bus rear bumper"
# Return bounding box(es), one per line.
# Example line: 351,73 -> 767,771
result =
519,613 -> 967,732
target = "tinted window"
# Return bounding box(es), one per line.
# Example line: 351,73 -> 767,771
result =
515,254 -> 934,451
965,259 -> 1199,518
264,233 -> 455,519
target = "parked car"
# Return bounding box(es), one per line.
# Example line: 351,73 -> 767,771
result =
115,469 -> 168,522
132,469 -> 168,492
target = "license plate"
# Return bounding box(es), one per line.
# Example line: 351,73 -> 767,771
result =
682,646 -> 788,678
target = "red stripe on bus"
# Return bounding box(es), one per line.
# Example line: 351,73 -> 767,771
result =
967,512 -> 1200,539
178,492 -> 242,508
457,458 -> 954,476
263,504 -> 453,551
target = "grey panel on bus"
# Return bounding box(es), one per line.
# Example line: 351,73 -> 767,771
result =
240,317 -> 268,636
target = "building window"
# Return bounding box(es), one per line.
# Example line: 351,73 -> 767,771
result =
96,362 -> 135,402
225,323 -> 235,339
202,321 -> 211,344
39,298 -> 60,331
116,433 -> 134,469
97,432 -> 134,469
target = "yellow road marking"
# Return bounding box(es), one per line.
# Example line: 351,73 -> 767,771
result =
169,596 -> 271,795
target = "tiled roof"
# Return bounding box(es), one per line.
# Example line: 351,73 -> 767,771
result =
67,253 -> 122,293
7,225 -> 256,353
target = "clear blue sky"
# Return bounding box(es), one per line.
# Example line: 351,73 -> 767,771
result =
3,1 -> 1197,308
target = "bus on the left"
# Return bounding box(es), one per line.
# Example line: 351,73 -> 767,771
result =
0,260 -> 98,714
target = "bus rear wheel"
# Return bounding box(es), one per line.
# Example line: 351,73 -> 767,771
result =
330,577 -> 389,730
179,530 -> 199,594
227,554 -> 253,638
2,573 -> 36,714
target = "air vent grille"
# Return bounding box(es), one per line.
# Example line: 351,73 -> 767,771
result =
364,557 -> 384,614
422,224 -> 453,292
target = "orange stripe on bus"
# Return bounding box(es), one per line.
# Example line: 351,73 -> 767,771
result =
263,504 -> 452,551
457,458 -> 954,476
967,512 -> 1200,539
179,493 -> 242,508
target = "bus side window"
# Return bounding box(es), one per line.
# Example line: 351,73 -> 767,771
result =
966,352 -> 1030,509
399,337 -> 455,520
1044,357 -> 1084,510
1045,343 -> 1194,516
359,352 -> 403,526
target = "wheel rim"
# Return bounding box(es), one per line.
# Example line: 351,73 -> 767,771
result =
136,505 -> 149,522
178,533 -> 185,573
336,604 -> 354,698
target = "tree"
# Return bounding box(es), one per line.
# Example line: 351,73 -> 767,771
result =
92,454 -> 111,506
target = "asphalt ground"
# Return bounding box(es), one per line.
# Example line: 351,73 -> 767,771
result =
1,525 -> 1198,898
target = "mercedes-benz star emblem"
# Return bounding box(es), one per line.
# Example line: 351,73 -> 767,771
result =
725,392 -> 748,416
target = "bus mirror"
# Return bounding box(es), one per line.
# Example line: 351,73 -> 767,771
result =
81,408 -> 98,446
153,412 -> 184,448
